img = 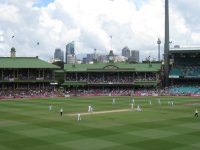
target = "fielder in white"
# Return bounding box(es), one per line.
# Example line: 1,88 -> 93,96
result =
60,108 -> 63,116
158,99 -> 161,105
91,107 -> 93,112
137,105 -> 141,112
131,103 -> 134,110
88,105 -> 92,112
77,112 -> 81,121
194,109 -> 198,117
49,105 -> 52,111
112,98 -> 115,104
149,100 -> 152,105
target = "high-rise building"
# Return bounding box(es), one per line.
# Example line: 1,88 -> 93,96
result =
86,53 -> 107,63
129,50 -> 139,62
66,41 -> 75,63
82,58 -> 87,64
67,54 -> 76,64
86,54 -> 94,63
122,46 -> 130,58
54,48 -> 64,62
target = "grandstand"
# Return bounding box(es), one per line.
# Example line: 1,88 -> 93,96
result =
168,47 -> 200,95
62,62 -> 161,96
3,46 -> 200,97
0,49 -> 60,98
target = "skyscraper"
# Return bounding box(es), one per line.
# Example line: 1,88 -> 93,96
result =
66,54 -> 76,64
131,50 -> 139,62
122,46 -> 130,58
128,50 -> 139,63
66,41 -> 75,63
54,48 -> 64,62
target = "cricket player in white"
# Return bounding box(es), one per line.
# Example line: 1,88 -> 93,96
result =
88,105 -> 91,112
158,99 -> 161,105
91,107 -> 93,112
49,105 -> 52,111
131,103 -> 134,110
149,100 -> 152,105
194,109 -> 198,117
132,99 -> 135,104
77,112 -> 81,121
60,108 -> 63,116
112,98 -> 115,104
137,105 -> 141,112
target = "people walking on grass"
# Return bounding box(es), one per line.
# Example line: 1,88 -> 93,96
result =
60,108 -> 63,116
194,109 -> 198,117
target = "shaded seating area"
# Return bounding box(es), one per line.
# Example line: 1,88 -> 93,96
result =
169,86 -> 200,95
169,56 -> 200,78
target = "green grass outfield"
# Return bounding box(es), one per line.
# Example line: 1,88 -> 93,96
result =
0,96 -> 200,150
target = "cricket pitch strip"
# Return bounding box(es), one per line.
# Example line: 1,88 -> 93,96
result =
68,108 -> 134,116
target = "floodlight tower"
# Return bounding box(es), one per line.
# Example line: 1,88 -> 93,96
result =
157,38 -> 161,61
164,0 -> 170,86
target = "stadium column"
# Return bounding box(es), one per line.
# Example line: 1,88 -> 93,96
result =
164,0 -> 170,86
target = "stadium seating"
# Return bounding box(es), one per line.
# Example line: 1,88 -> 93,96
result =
169,56 -> 200,77
169,86 -> 200,95
169,68 -> 181,76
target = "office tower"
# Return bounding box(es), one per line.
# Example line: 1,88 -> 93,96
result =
129,50 -> 139,63
122,46 -> 130,58
54,48 -> 64,62
67,54 -> 76,64
66,41 -> 75,63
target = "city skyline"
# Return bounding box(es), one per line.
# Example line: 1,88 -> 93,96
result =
0,0 -> 200,61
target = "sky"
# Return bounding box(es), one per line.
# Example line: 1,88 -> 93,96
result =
0,0 -> 200,62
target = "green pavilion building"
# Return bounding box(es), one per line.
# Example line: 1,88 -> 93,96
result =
0,48 -> 60,97
62,61 -> 162,96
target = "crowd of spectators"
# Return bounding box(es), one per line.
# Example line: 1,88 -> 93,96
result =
64,87 -> 159,97
64,82 -> 200,97
0,70 -> 54,81
65,72 -> 157,84
158,80 -> 200,96
0,85 -> 63,99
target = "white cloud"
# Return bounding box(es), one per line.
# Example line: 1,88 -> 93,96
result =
0,0 -> 200,61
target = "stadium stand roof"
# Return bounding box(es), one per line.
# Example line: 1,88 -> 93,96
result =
64,62 -> 161,72
170,47 -> 200,53
0,57 -> 60,69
